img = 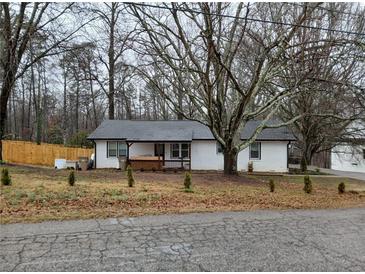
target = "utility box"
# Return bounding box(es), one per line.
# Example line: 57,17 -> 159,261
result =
78,157 -> 89,171
118,156 -> 127,170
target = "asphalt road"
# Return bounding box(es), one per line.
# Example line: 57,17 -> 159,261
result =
1,208 -> 365,271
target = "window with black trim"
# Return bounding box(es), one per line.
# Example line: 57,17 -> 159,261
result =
108,141 -> 117,157
118,142 -> 127,157
170,143 -> 190,158
249,142 -> 261,160
170,144 -> 180,158
216,142 -> 223,154
108,141 -> 127,157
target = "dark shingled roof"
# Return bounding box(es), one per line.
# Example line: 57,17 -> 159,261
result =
88,120 -> 296,141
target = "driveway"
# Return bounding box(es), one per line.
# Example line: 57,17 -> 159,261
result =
316,168 -> 365,181
1,208 -> 365,271
290,164 -> 365,181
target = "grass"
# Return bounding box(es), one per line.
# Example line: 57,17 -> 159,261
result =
0,164 -> 365,224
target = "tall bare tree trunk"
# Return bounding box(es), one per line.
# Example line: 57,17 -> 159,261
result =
62,64 -> 67,144
21,76 -> 25,139
107,3 -> 116,120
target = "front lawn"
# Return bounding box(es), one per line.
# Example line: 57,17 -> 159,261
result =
1,165 -> 364,224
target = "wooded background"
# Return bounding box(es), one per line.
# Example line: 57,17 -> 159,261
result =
1,3 -> 364,173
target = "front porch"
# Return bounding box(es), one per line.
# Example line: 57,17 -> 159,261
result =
127,142 -> 191,171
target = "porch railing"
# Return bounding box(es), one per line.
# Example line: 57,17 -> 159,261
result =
128,158 -> 191,170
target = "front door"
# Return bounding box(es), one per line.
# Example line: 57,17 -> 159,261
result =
154,144 -> 164,159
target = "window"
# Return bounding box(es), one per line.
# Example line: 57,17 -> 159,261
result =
249,142 -> 261,160
118,142 -> 127,157
216,142 -> 223,154
108,142 -> 117,157
170,143 -> 190,158
181,143 -> 189,158
108,142 -> 127,157
170,144 -> 180,158
363,149 -> 365,160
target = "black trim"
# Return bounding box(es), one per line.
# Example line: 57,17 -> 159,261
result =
107,141 -> 118,158
287,141 -> 290,169
106,141 -> 109,158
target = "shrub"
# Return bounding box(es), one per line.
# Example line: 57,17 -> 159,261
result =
126,165 -> 135,187
68,171 -> 75,186
184,172 -> 192,191
303,175 -> 312,194
269,179 -> 275,193
338,182 -> 346,194
1,168 -> 11,186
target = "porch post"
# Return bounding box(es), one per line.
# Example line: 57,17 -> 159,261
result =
158,143 -> 161,170
189,142 -> 191,171
126,142 -> 129,166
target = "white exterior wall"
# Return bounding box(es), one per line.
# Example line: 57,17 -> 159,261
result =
237,141 -> 289,172
190,140 -> 289,172
331,144 -> 365,173
95,140 -> 119,168
190,141 -> 224,170
95,140 -> 289,172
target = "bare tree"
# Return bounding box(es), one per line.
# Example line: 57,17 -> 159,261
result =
278,3 -> 365,171
129,3 -> 332,174
88,3 -> 135,120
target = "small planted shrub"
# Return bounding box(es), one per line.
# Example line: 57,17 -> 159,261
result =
68,171 -> 75,186
126,165 -> 135,187
338,182 -> 346,194
303,175 -> 312,194
1,168 -> 11,186
269,179 -> 275,193
184,172 -> 192,192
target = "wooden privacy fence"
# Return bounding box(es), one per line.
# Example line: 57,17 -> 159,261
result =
3,140 -> 93,167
